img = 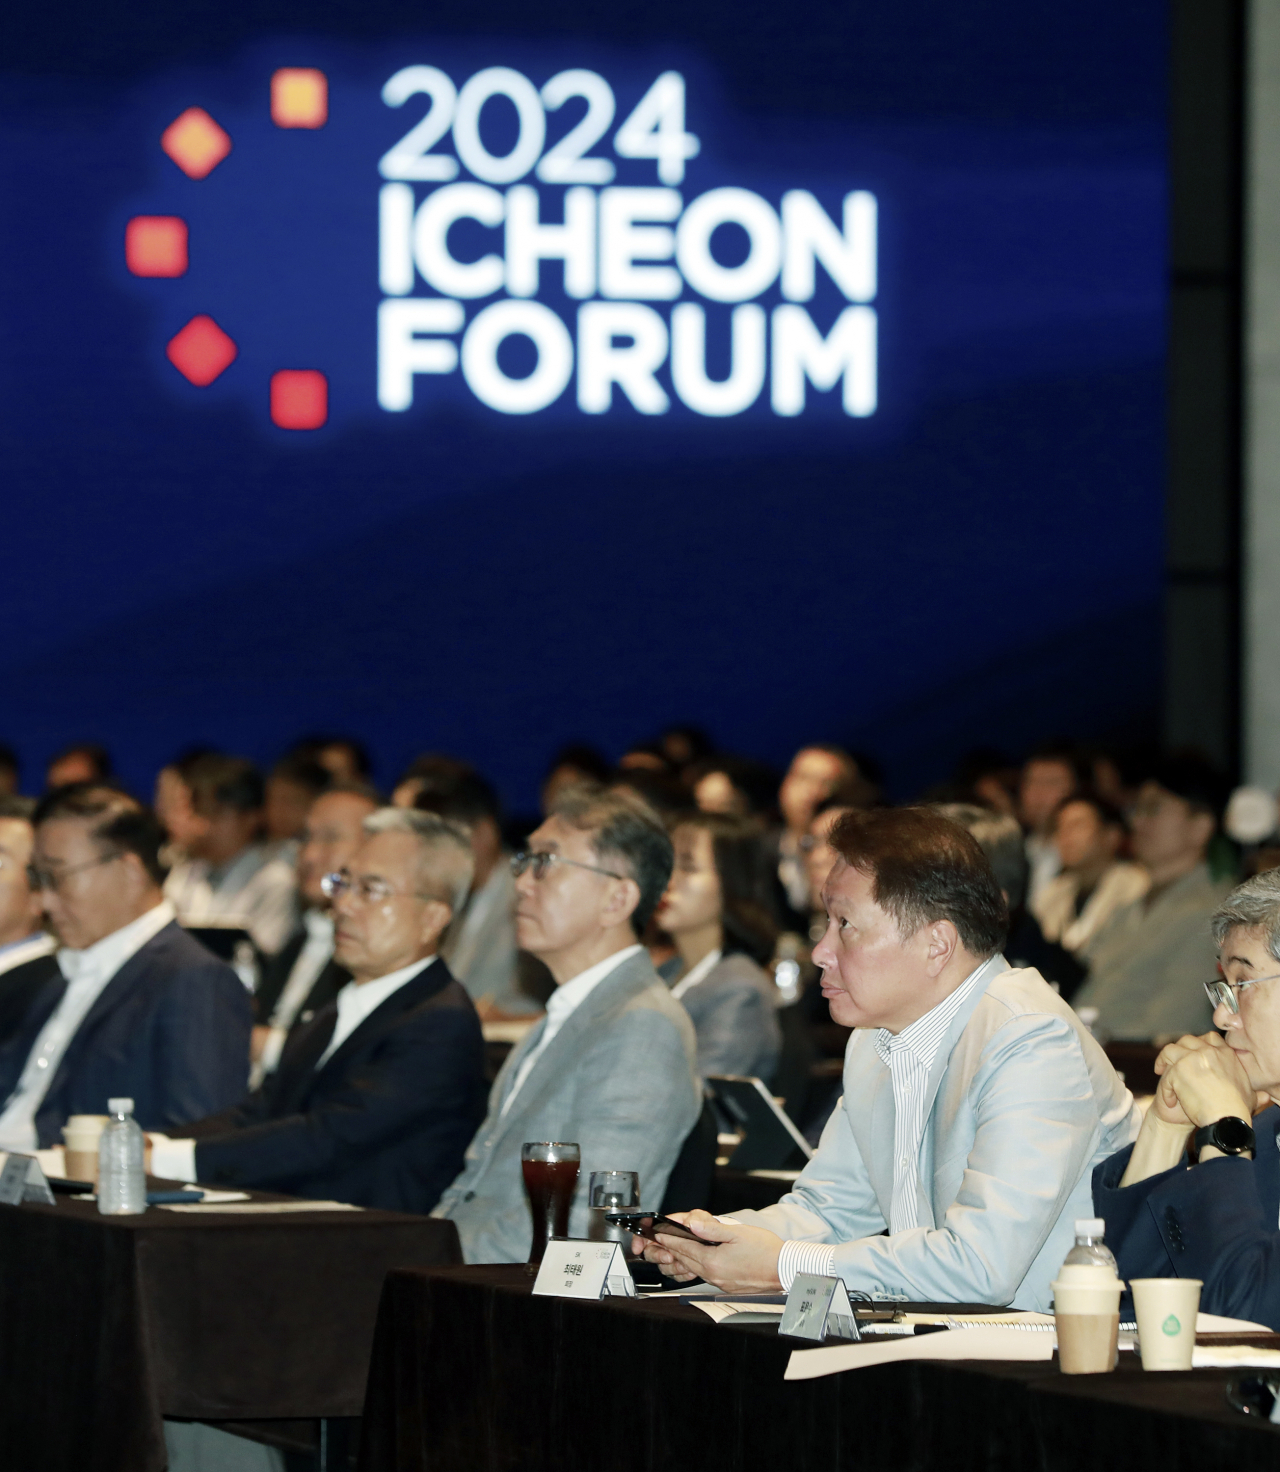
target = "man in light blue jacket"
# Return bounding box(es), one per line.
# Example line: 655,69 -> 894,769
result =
640,806 -> 1140,1310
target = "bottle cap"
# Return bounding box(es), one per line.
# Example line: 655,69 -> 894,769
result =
107,1097 -> 134,1115
1074,1217 -> 1105,1237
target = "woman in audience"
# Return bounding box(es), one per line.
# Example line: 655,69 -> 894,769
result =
658,812 -> 781,1082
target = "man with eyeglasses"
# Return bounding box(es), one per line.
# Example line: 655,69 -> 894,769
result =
1093,868 -> 1280,1327
147,809 -> 485,1213
432,787 -> 700,1263
0,784 -> 251,1151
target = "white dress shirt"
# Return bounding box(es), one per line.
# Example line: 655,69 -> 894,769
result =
0,900 -> 176,1151
500,944 -> 643,1116
0,931 -> 57,977
151,953 -> 437,1184
776,955 -> 998,1289
670,948 -> 722,1001
256,910 -> 335,1078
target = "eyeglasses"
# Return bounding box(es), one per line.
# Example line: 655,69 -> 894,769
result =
27,851 -> 121,894
320,871 -> 443,906
1204,971 -> 1280,1015
510,851 -> 625,882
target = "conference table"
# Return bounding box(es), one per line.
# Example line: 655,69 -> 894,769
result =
359,1265 -> 1280,1472
0,1181 -> 460,1472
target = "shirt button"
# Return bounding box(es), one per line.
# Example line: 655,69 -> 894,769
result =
899,1156 -> 908,1166
36,1058 -> 48,1069
464,1191 -> 476,1202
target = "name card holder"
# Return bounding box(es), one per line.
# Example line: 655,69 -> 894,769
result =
0,1152 -> 56,1206
531,1240 -> 638,1300
779,1272 -> 861,1343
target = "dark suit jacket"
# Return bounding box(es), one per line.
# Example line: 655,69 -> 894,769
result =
176,958 -> 486,1215
253,924 -> 349,1030
1094,1105 -> 1280,1328
0,921 -> 252,1146
0,953 -> 61,1047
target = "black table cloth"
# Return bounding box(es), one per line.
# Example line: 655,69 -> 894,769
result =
358,1265 -> 1280,1472
0,1186 -> 460,1472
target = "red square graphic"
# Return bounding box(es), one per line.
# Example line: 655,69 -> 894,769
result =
167,316 -> 237,386
271,370 -> 328,429
126,216 -> 188,277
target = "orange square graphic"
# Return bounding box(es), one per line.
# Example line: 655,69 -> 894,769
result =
271,69 -> 328,128
161,108 -> 232,179
271,370 -> 328,429
125,216 -> 188,277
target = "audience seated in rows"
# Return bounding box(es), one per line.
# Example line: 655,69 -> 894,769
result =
0,797 -> 58,1043
151,809 -> 485,1214
638,807 -> 1140,1307
1095,869 -> 1280,1328
164,753 -> 298,955
0,784 -> 250,1149
1073,755 -> 1230,1042
1031,791 -> 1148,954
252,782 -> 378,1078
411,767 -> 541,1017
434,787 -> 700,1262
659,811 -> 781,1082
1018,743 -> 1086,907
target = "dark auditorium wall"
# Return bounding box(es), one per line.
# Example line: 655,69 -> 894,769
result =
0,0 -> 1168,806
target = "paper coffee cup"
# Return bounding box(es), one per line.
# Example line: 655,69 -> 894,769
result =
1131,1278 -> 1202,1370
63,1115 -> 109,1186
1052,1276 -> 1123,1374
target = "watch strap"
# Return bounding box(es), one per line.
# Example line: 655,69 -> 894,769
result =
1193,1117 -> 1256,1156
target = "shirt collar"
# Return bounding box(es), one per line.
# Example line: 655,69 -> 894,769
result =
547,943 -> 644,1021
671,947 -> 722,1000
58,900 -> 175,985
875,953 -> 1000,1067
334,954 -> 435,1010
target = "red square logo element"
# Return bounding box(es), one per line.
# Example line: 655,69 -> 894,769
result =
126,216 -> 188,277
167,316 -> 237,386
271,370 -> 328,429
161,108 -> 232,179
271,69 -> 328,128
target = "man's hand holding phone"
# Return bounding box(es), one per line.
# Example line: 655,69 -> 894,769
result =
627,1208 -> 787,1293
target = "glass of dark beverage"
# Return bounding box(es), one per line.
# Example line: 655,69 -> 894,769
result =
521,1141 -> 581,1269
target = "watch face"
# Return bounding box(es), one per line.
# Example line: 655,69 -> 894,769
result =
1213,1117 -> 1255,1152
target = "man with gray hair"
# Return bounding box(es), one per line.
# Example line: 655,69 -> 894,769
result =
434,786 -> 700,1262
1095,868 -> 1280,1326
149,808 -> 486,1213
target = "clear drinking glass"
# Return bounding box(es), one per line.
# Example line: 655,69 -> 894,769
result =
521,1141 -> 581,1269
587,1170 -> 640,1244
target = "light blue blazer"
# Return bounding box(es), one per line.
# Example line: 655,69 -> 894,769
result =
733,959 -> 1141,1310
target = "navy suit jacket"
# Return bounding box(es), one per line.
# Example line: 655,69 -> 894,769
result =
176,957 -> 486,1215
0,921 -> 252,1146
1094,1105 -> 1280,1328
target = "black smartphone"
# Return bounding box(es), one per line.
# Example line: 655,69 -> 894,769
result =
604,1210 -> 719,1246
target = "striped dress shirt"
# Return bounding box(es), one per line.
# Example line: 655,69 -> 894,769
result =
776,955 -> 999,1290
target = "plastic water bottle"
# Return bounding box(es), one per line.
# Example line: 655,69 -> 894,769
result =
98,1097 -> 146,1215
1062,1217 -> 1117,1274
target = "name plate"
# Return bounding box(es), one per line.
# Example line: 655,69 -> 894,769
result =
779,1272 -> 860,1343
0,1152 -> 56,1207
531,1240 -> 638,1300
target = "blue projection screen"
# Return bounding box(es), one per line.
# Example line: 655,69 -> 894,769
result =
0,3 -> 1166,804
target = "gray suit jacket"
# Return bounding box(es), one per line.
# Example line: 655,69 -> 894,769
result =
433,949 -> 700,1263
678,953 -> 781,1082
732,959 -> 1141,1310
